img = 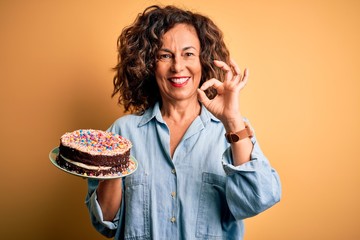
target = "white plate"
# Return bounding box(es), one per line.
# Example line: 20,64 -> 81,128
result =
49,147 -> 138,179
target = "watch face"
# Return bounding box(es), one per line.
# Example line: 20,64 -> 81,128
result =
230,133 -> 240,143
225,133 -> 240,143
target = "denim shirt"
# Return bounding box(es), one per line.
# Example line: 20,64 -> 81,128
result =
85,102 -> 281,240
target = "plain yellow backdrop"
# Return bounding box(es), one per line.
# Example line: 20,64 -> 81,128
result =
1,0 -> 359,239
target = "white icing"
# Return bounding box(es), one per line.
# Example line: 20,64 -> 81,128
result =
60,154 -> 112,171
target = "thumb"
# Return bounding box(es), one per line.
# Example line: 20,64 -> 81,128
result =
197,88 -> 211,107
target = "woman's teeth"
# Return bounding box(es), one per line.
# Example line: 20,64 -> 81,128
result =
169,77 -> 189,84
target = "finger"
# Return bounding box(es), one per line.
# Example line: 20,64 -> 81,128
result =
200,78 -> 224,93
230,59 -> 242,80
242,68 -> 249,81
213,60 -> 233,81
230,59 -> 249,86
238,68 -> 249,89
197,88 -> 211,107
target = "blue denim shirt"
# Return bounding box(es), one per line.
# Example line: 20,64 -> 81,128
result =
86,102 -> 281,240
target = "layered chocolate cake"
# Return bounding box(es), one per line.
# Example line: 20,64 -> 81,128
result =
56,129 -> 132,176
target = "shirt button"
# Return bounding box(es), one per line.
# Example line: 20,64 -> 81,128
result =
170,217 -> 176,223
171,169 -> 176,174
171,191 -> 176,198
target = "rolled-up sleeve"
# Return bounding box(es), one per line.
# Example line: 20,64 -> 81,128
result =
222,130 -> 282,220
85,179 -> 124,238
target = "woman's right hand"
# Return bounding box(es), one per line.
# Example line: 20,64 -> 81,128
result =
197,59 -> 249,131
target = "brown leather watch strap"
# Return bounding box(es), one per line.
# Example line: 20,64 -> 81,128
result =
225,122 -> 253,143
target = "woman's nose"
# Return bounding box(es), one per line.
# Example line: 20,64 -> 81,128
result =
170,56 -> 184,73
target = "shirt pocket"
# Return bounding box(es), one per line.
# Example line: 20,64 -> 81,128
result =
124,174 -> 150,239
196,172 -> 229,239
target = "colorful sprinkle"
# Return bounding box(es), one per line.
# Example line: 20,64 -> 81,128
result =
61,129 -> 132,156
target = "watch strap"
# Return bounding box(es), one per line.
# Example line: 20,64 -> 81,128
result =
225,122 -> 253,143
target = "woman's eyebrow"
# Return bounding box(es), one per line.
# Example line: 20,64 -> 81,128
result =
158,48 -> 173,53
159,46 -> 197,52
183,46 -> 197,51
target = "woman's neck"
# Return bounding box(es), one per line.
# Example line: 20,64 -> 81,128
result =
160,99 -> 201,123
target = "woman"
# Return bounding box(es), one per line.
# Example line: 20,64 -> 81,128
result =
86,5 -> 281,239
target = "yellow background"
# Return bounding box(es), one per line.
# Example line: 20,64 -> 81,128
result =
1,0 -> 359,239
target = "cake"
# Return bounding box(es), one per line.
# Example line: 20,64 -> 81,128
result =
56,129 -> 132,176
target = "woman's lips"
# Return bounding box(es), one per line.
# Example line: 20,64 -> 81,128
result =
168,77 -> 190,87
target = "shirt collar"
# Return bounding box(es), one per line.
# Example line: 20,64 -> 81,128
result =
138,102 -> 220,127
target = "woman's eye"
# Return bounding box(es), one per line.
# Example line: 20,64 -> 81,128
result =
159,54 -> 172,60
185,52 -> 195,57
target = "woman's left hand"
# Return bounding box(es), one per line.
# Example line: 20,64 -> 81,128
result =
197,59 -> 248,130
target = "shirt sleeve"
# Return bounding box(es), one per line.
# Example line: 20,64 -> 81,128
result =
85,179 -> 124,238
222,121 -> 282,220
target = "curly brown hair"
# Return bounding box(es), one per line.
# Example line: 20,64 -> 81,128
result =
112,5 -> 230,114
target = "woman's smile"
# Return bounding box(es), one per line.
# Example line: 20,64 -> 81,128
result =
168,76 -> 190,87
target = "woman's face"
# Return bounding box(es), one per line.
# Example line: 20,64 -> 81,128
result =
155,23 -> 202,104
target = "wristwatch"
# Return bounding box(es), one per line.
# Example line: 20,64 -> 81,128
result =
225,122 -> 253,143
